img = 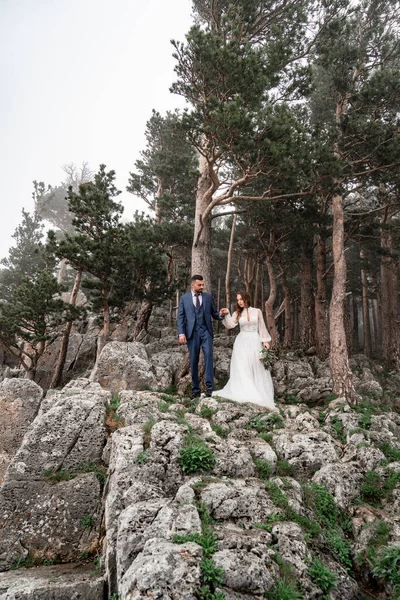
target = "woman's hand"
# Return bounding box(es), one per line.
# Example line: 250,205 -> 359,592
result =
263,342 -> 270,350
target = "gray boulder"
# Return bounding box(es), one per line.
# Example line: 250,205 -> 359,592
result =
0,379 -> 43,484
0,563 -> 104,600
0,382 -> 108,570
91,341 -> 158,392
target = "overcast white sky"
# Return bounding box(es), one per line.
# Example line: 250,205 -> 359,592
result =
0,0 -> 193,259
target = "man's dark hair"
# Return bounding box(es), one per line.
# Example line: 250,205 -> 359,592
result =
191,274 -> 203,281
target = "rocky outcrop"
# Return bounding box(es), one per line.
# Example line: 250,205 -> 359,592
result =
0,379 -> 43,484
0,380 -> 110,571
35,333 -> 97,388
91,341 -> 159,393
1,342 -> 399,599
0,563 -> 104,599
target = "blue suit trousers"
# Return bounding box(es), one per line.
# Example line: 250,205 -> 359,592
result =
187,325 -> 214,394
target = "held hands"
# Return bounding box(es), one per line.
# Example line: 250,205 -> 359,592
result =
220,308 -> 229,316
263,342 -> 270,350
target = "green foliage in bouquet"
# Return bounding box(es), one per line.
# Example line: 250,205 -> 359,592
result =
259,347 -> 277,370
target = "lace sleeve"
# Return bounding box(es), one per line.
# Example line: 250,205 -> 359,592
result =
257,309 -> 271,342
222,311 -> 239,330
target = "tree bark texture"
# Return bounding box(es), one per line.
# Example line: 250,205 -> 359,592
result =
133,300 -> 154,341
265,247 -> 280,348
315,234 -> 330,360
50,270 -> 82,388
329,191 -> 358,402
360,247 -> 372,358
192,153 -> 214,292
300,249 -> 315,348
380,209 -> 400,368
225,213 -> 237,310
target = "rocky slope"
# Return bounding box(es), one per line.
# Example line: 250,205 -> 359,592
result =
0,344 -> 399,600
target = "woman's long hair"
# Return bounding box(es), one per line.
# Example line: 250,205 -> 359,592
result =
236,291 -> 251,317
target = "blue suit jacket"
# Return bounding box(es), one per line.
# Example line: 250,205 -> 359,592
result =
177,291 -> 223,340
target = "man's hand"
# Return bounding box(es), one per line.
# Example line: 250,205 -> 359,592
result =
179,334 -> 187,344
220,308 -> 229,316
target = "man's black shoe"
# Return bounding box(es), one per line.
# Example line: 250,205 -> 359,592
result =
191,392 -> 201,399
205,390 -> 213,397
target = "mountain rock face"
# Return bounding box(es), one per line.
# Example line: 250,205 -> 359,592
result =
0,349 -> 399,600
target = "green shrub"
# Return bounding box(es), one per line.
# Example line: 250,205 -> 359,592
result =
378,442 -> 400,463
330,416 -> 346,443
200,405 -> 216,419
325,529 -> 352,571
265,579 -> 303,600
277,461 -> 294,477
371,545 -> 400,595
308,558 -> 337,593
157,401 -> 170,412
173,531 -> 217,558
211,423 -> 228,438
254,458 -> 272,479
254,513 -> 286,532
179,435 -> 215,474
259,432 -> 273,443
201,558 -> 224,586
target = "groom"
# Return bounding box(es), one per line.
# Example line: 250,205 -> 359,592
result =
178,274 -> 228,399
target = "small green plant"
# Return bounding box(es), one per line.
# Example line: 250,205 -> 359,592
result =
282,393 -> 298,405
179,435 -> 216,474
330,416 -> 346,443
369,521 -> 390,548
200,405 -> 216,419
10,555 -> 33,570
259,432 -> 273,443
79,463 -> 107,485
325,529 -> 352,571
143,418 -> 156,435
308,558 -> 337,594
379,441 -> 400,463
43,469 -> 75,483
318,411 -> 327,426
157,401 -> 170,412
107,392 -> 121,413
359,471 -> 386,505
78,551 -> 90,560
277,461 -> 294,477
265,579 -> 303,600
135,450 -> 149,465
174,531 -> 218,558
254,458 -> 272,479
109,593 -> 119,600
201,558 -> 224,587
211,423 -> 229,438
269,413 -> 284,429
80,515 -> 94,529
370,545 -> 400,595
254,513 -> 286,532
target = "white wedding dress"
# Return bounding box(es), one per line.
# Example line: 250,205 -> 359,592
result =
213,307 -> 275,409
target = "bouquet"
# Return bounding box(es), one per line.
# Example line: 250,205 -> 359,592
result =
259,347 -> 276,370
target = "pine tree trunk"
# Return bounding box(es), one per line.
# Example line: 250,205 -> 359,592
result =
244,256 -> 256,299
133,300 -> 153,341
192,154 -> 214,292
277,256 -> 291,347
90,298 -> 111,380
360,247 -> 372,358
344,296 -> 352,357
50,270 -> 83,388
352,294 -> 359,353
315,234 -> 329,360
254,262 -> 261,309
265,254 -> 280,348
225,213 -> 237,310
380,208 -> 400,368
300,249 -> 314,348
329,191 -> 358,402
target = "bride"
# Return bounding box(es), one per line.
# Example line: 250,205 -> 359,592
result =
214,291 -> 275,409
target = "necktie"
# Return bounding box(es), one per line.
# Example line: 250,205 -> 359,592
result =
195,293 -> 200,309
